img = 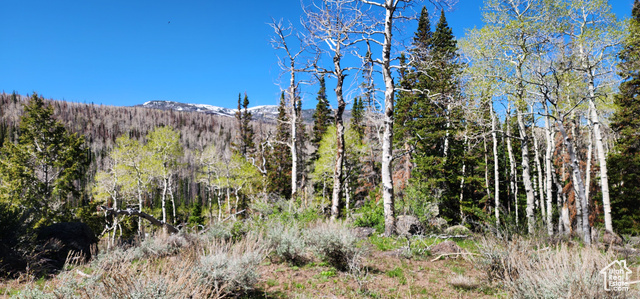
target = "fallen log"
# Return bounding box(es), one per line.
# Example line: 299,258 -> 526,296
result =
99,206 -> 179,234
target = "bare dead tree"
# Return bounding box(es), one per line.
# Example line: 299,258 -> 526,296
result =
303,0 -> 367,220
269,19 -> 312,201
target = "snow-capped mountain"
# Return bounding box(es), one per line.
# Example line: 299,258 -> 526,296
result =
137,101 -> 281,120
137,100 -> 348,123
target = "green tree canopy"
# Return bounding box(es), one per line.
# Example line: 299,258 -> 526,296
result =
0,93 -> 89,225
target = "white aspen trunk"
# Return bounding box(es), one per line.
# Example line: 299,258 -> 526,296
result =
516,108 -> 536,235
580,42 -> 612,233
226,186 -> 231,216
381,1 -> 396,237
506,108 -> 518,222
289,63 -> 298,202
491,104 -> 500,228
557,120 -> 591,244
531,106 -> 545,221
570,115 -> 583,234
544,103 -> 554,235
443,103 -> 451,159
169,175 -> 176,224
345,180 -> 351,218
589,98 -> 612,232
585,123 -> 593,205
217,187 -> 223,222
483,136 -> 491,221
161,176 -> 168,234
460,134 -> 469,221
331,48 -> 346,221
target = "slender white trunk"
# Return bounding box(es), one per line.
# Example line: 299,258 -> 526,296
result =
516,108 -> 536,234
491,105 -> 500,227
289,63 -> 298,201
589,98 -> 612,232
381,2 -> 396,236
580,42 -> 612,233
169,175 -> 176,224
161,176 -> 168,233
506,108 -> 518,222
570,115 -> 583,234
544,103 -> 554,235
585,123 -> 593,205
443,103 -> 451,159
331,49 -> 346,221
531,106 -> 545,221
460,134 -> 469,221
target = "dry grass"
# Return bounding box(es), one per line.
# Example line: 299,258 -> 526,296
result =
478,236 -> 640,299
448,274 -> 480,290
8,232 -> 267,299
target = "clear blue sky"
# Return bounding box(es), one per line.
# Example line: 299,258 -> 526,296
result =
0,0 -> 634,109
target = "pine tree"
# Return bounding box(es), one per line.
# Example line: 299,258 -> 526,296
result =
235,93 -> 255,157
608,0 -> 640,234
312,75 -> 333,158
266,92 -> 292,198
0,93 -> 89,224
400,9 -> 465,223
351,97 -> 365,140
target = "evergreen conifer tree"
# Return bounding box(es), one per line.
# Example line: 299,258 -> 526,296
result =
608,0 -> 640,234
312,75 -> 333,156
351,97 -> 365,140
235,93 -> 255,156
0,93 -> 89,224
266,92 -> 292,198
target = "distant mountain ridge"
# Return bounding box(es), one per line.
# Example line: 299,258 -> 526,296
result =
137,100 -> 351,123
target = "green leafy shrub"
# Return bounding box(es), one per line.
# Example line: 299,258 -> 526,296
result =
353,200 -> 384,233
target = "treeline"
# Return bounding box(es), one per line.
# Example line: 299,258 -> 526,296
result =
0,92 -> 278,213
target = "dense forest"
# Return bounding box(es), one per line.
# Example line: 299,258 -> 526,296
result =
2,0 -> 640,297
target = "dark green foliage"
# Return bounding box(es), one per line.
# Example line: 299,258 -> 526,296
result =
312,75 -> 333,153
608,0 -> 640,234
235,93 -> 255,157
0,202 -> 32,277
265,93 -> 292,198
0,93 -> 89,226
188,200 -> 205,227
413,6 -> 433,59
393,9 -> 467,224
351,97 -> 365,140
353,199 -> 385,233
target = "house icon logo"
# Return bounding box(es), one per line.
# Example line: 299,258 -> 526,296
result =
600,260 -> 632,292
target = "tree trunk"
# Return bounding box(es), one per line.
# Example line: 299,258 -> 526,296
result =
460,134 -> 469,221
506,108 -> 518,223
589,98 -> 612,232
101,206 -> 179,234
381,2 -> 396,237
161,176 -> 168,233
531,106 -> 545,221
556,120 -> 591,244
331,54 -> 347,221
544,102 -> 554,235
289,62 -> 298,202
516,108 -> 536,234
169,175 -> 176,224
491,104 -> 500,228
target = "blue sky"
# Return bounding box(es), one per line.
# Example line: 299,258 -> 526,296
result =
0,0 -> 634,109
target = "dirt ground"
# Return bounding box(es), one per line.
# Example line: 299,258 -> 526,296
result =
255,247 -> 505,298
